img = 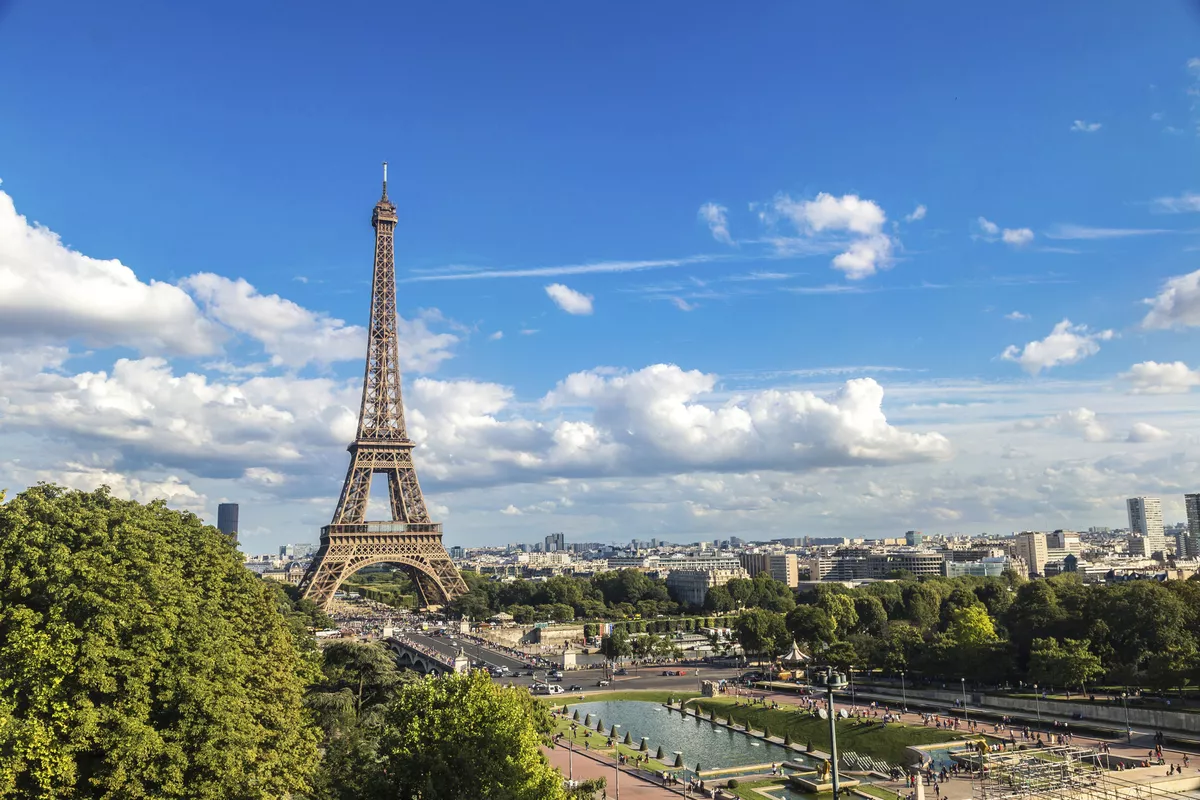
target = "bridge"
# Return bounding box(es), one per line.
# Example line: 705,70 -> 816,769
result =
383,635 -> 469,675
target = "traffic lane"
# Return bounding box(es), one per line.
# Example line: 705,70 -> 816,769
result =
495,666 -> 744,693
407,633 -> 529,672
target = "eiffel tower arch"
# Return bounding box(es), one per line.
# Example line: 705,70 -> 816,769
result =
299,164 -> 468,611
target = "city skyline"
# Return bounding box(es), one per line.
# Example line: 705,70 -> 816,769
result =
2,3 -> 1200,548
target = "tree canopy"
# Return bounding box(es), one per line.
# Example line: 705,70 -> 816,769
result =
0,485 -> 318,799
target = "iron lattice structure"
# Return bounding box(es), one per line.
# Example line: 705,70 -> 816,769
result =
299,166 -> 468,611
972,745 -> 1113,800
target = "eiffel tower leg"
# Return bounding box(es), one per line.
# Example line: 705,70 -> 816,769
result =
300,541 -> 357,609
332,455 -> 373,524
386,465 -> 429,523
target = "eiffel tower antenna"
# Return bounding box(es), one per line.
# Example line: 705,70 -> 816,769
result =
299,167 -> 467,611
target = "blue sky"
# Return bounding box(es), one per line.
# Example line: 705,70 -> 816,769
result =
2,2 -> 1200,548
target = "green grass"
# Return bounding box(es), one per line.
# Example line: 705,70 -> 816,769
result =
551,716 -> 675,771
686,698 -> 965,765
857,784 -> 901,800
722,777 -> 790,799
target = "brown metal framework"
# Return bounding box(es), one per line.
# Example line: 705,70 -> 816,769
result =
299,165 -> 468,610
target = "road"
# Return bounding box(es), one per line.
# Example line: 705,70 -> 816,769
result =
405,631 -> 531,672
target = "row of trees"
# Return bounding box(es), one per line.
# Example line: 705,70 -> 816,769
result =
0,486 -> 585,799
447,569 -> 681,622
721,575 -> 1200,691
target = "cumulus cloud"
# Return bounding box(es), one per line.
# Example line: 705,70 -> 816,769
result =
1127,422 -> 1171,443
1000,319 -> 1115,375
1005,311 -> 1030,321
1070,120 -> 1102,133
1012,407 -> 1109,442
0,187 -> 220,354
1002,228 -> 1034,246
489,331 -> 504,341
544,283 -> 594,315
977,216 -> 1034,247
770,192 -> 895,279
698,202 -> 733,244
905,205 -> 927,223
1142,269 -> 1200,329
1122,361 -> 1200,394
1152,192 -> 1200,213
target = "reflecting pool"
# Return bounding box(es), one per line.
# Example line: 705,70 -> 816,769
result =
566,700 -> 804,772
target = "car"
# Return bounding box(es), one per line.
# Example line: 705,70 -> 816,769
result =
550,675 -> 562,682
615,668 -> 628,676
547,685 -> 565,694
597,679 -> 611,687
525,670 -> 536,676
568,684 -> 583,691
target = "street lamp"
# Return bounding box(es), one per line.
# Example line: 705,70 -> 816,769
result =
1033,684 -> 1042,735
849,666 -> 856,707
901,671 -> 908,714
824,669 -> 850,798
961,677 -> 969,726
1122,692 -> 1132,742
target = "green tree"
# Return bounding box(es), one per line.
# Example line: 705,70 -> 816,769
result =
376,671 -> 565,799
734,609 -> 790,662
852,596 -> 888,636
0,485 -> 318,799
818,593 -> 859,638
600,629 -> 633,661
1028,638 -> 1104,691
702,585 -> 735,613
785,605 -> 836,650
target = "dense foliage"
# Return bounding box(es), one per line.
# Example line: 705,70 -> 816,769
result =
734,573 -> 1200,691
447,569 -> 681,622
0,485 -> 319,799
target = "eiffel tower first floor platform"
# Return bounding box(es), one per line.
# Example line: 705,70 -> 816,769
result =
298,521 -> 469,612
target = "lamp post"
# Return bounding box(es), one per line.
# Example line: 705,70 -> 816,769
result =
1033,684 -> 1042,734
961,677 -> 969,726
849,666 -> 856,707
568,735 -> 573,781
1122,692 -> 1132,742
825,669 -> 849,798
901,671 -> 908,714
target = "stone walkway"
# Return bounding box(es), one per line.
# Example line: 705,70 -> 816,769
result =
544,744 -> 698,798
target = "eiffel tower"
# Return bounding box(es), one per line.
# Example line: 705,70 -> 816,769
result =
299,164 -> 468,611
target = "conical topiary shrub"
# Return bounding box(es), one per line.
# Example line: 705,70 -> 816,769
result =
674,752 -> 684,768
656,745 -> 665,760
784,732 -> 792,746
572,709 -> 580,721
623,731 -> 633,745
806,740 -> 814,753
584,713 -> 592,727
763,725 -> 772,739
709,708 -> 716,720
596,718 -> 604,732
640,737 -> 649,752
610,724 -> 619,738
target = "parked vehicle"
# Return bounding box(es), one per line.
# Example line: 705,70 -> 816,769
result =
615,668 -> 628,676
568,684 -> 583,691
547,685 -> 564,694
597,679 -> 611,687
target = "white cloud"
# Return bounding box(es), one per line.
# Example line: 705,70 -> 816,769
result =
670,297 -> 698,312
698,202 -> 733,244
244,466 -> 287,487
1012,407 -> 1109,442
978,216 -> 1033,247
500,504 -> 523,515
0,187 -> 220,354
905,204 -> 927,223
1045,224 -> 1174,239
1141,269 -> 1200,330
408,254 -> 722,282
1152,192 -> 1200,214
770,193 -> 894,279
1070,120 -> 1102,133
18,462 -> 206,512
1127,422 -> 1171,443
489,331 -> 504,341
1005,311 -> 1030,321
1000,319 -> 1115,375
544,283 -> 594,315
1002,228 -> 1035,246
1122,361 -> 1200,394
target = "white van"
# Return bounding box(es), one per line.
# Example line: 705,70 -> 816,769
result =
547,684 -> 565,694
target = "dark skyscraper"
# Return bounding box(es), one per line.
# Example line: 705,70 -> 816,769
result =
217,503 -> 239,544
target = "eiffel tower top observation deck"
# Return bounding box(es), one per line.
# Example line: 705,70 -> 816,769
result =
298,164 -> 467,610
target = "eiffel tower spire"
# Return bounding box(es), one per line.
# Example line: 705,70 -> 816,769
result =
299,167 -> 467,611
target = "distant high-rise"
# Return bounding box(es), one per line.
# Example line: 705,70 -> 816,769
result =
449,545 -> 465,560
905,530 -> 924,547
545,532 -> 565,552
1186,494 -> 1200,538
1127,496 -> 1165,557
1012,531 -> 1048,577
217,503 -> 239,544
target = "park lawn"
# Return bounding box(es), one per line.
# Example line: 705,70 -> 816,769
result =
687,698 -> 965,765
721,777 -> 789,799
552,717 -> 677,772
857,784 -> 902,800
